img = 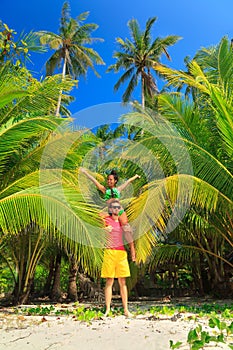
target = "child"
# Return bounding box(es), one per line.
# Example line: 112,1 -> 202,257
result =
79,168 -> 140,261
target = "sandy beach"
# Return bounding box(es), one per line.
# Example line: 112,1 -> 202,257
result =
0,300 -> 232,350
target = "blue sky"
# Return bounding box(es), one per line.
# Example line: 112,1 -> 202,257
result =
2,0 -> 233,126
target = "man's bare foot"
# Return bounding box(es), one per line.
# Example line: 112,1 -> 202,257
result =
103,309 -> 110,317
124,311 -> 134,318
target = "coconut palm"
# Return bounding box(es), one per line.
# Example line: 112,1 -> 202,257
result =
0,22 -> 46,66
0,62 -> 105,304
107,17 -> 181,107
118,41 -> 233,291
37,1 -> 105,116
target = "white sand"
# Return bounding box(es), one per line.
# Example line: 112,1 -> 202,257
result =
0,302 -> 231,350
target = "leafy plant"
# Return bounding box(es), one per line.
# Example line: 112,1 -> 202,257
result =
21,305 -> 55,316
74,306 -> 104,323
170,315 -> 233,349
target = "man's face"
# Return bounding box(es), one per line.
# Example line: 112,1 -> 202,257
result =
110,202 -> 121,214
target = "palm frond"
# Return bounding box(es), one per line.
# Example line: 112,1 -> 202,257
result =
121,106 -> 233,199
154,61 -> 209,93
143,17 -> 157,47
113,67 -> 135,91
122,74 -> 139,102
128,18 -> 141,45
158,93 -> 211,145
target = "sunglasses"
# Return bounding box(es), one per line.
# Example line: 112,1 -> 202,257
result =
111,205 -> 121,209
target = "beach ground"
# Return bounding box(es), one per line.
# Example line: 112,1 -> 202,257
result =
0,298 -> 232,350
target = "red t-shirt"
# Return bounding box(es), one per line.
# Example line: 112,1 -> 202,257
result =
105,216 -> 125,250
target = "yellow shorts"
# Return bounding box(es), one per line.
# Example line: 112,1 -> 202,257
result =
101,249 -> 130,278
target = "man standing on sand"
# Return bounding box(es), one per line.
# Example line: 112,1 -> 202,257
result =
101,199 -> 134,318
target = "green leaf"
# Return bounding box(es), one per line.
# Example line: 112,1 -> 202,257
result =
191,340 -> 205,350
169,340 -> 182,349
187,329 -> 199,343
209,317 -> 221,328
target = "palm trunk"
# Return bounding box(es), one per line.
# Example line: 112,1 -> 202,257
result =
50,252 -> 62,301
43,256 -> 55,296
55,54 -> 67,116
12,224 -> 45,305
140,72 -> 145,136
141,72 -> 145,109
18,277 -> 34,305
67,254 -> 78,301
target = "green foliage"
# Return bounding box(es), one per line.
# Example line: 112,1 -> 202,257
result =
185,319 -> 233,350
13,304 -> 128,321
34,262 -> 71,293
0,264 -> 14,293
147,303 -> 233,319
169,309 -> 233,349
37,1 -> 104,79
21,305 -> 55,316
33,265 -> 48,292
0,60 -> 103,304
107,17 -> 181,105
169,340 -> 183,349
74,306 -> 104,323
121,54 -> 233,288
0,22 -> 46,66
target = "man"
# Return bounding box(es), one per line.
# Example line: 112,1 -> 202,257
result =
101,199 -> 135,317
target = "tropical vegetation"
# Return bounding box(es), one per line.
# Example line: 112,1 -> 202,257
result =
0,28 -> 104,304
37,1 -> 105,116
0,1 -> 232,306
107,17 -> 181,107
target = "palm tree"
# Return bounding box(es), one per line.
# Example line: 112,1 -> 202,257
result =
37,1 -> 105,116
0,22 -> 46,66
0,62 -> 105,304
118,39 -> 233,294
107,17 -> 181,108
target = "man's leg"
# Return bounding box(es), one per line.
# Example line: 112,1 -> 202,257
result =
104,278 -> 114,316
118,277 -> 130,317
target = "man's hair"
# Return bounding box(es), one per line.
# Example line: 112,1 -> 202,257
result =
109,199 -> 120,207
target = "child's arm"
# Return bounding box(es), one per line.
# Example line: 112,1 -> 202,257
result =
79,167 -> 106,193
117,174 -> 140,192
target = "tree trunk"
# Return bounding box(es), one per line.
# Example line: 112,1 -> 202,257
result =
193,263 -> 204,296
12,270 -> 35,305
141,72 -> 145,109
18,277 -> 34,305
55,55 -> 67,116
50,252 -> 62,301
43,256 -> 55,296
67,255 -> 78,301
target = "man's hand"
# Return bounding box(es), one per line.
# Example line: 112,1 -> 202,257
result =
105,225 -> 112,232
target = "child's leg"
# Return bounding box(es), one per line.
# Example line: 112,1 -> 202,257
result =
119,212 -> 136,262
118,211 -> 128,225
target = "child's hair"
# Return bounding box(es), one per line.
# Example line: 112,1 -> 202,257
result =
109,170 -> 118,183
